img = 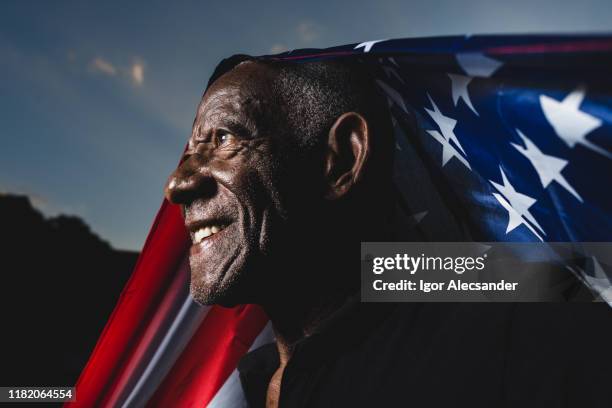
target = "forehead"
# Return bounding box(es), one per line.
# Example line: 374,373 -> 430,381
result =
194,63 -> 278,131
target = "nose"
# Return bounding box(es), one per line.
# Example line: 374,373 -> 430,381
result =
164,153 -> 217,205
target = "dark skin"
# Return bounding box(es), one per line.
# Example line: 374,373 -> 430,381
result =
165,62 -> 384,408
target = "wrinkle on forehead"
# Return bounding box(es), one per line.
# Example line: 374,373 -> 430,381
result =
193,63 -> 279,139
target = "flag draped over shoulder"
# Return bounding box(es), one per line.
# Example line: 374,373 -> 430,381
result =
68,35 -> 612,407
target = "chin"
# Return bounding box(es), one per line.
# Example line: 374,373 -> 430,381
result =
189,284 -> 239,307
189,277 -> 243,306
187,215 -> 277,306
189,265 -> 236,306
188,256 -> 262,307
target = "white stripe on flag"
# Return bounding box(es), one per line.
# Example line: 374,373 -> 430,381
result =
120,296 -> 211,407
207,322 -> 275,408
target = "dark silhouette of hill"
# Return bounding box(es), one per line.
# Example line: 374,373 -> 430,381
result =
0,193 -> 139,387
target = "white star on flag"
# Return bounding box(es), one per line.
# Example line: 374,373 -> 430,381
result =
490,166 -> 545,241
448,53 -> 503,116
569,257 -> 612,303
427,130 -> 471,170
448,74 -> 478,116
511,129 -> 583,202
585,257 -> 612,303
391,117 -> 401,151
540,86 -> 612,159
354,40 -> 385,53
425,94 -> 467,155
384,65 -> 405,84
456,53 -> 503,77
376,80 -> 408,113
410,210 -> 428,224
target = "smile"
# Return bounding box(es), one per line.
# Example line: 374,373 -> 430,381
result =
191,223 -> 229,244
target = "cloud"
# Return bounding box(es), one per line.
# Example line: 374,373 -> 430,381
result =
130,59 -> 145,86
269,44 -> 288,54
86,56 -> 145,87
296,21 -> 321,44
89,57 -> 117,76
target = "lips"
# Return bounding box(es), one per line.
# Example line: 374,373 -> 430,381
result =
186,217 -> 234,255
186,219 -> 231,244
192,223 -> 228,243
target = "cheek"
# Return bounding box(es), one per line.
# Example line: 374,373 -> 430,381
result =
211,141 -> 288,220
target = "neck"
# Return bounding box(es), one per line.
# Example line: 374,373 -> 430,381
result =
260,234 -> 361,363
260,205 -> 394,364
263,285 -> 354,365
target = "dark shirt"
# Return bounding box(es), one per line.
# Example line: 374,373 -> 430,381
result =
238,300 -> 612,407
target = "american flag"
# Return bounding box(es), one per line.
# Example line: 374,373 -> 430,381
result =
68,35 -> 612,407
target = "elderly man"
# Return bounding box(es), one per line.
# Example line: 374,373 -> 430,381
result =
165,58 -> 612,408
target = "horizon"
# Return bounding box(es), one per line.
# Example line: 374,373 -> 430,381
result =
0,191 -> 137,252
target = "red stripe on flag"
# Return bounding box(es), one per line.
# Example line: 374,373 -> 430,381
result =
67,201 -> 190,408
148,304 -> 269,408
101,258 -> 189,407
486,39 -> 612,55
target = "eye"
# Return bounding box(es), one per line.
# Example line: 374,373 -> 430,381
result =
180,152 -> 193,164
215,130 -> 235,146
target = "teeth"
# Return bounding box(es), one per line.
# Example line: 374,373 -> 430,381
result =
193,224 -> 225,243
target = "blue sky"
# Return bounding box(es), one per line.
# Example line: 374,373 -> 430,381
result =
1,0 -> 611,250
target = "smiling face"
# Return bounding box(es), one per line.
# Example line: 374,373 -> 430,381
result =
165,60 -> 393,306
165,62 -> 316,305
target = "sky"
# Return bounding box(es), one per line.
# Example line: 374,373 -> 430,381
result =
1,0 -> 611,250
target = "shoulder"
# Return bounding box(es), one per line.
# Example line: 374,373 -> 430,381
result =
506,303 -> 612,353
504,303 -> 612,408
379,303 -> 611,407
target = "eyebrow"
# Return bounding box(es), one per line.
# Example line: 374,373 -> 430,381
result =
192,112 -> 258,143
221,117 -> 257,139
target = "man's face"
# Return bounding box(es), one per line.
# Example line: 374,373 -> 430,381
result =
165,63 -> 310,305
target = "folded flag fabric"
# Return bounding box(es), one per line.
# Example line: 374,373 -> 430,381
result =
68,34 -> 612,407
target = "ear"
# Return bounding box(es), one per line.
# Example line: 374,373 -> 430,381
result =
324,112 -> 370,200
